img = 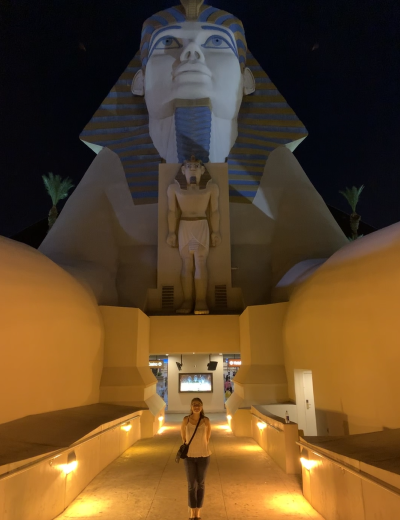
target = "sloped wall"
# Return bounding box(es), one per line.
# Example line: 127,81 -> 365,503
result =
284,223 -> 400,435
0,237 -> 104,424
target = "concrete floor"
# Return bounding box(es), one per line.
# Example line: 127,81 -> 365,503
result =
55,413 -> 324,520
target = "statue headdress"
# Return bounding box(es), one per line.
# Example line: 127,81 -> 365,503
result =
140,1 -> 247,72
175,155 -> 211,190
80,3 -> 308,206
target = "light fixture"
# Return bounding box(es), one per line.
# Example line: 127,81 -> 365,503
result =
257,421 -> 267,431
227,415 -> 232,421
121,421 -> 132,432
176,355 -> 183,371
300,457 -> 318,471
62,451 -> 78,474
207,354 -> 218,371
158,416 -> 163,422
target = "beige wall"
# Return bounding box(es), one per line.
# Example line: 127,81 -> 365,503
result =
0,237 -> 104,425
99,307 -> 166,422
149,315 -> 240,354
284,223 -> 400,435
232,304 -> 288,409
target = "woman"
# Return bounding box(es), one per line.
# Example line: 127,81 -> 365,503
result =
180,397 -> 211,520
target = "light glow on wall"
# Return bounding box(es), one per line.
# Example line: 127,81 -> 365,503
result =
257,421 -> 267,430
61,451 -> 78,475
121,421 -> 132,432
300,457 -> 319,470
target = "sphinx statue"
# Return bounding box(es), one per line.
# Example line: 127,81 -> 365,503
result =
39,0 -> 347,309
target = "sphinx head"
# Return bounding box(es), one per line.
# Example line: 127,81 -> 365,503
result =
132,0 -> 255,121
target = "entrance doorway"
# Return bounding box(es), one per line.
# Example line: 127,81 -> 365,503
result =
294,369 -> 317,436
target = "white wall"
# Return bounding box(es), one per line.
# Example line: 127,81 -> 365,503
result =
167,354 -> 225,413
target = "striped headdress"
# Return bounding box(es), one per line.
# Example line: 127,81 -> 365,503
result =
140,1 -> 247,72
80,2 -> 308,205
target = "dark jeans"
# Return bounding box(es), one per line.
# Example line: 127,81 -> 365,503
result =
183,456 -> 210,508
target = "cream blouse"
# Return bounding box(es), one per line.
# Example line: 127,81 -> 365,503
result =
186,420 -> 211,457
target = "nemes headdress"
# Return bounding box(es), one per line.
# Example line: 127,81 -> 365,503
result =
140,0 -> 247,71
80,0 -> 308,206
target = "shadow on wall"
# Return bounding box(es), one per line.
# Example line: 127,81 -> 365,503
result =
316,409 -> 349,436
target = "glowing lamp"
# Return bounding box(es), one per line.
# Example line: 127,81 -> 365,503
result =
63,451 -> 78,474
158,416 -> 163,422
257,421 -> 267,430
121,421 -> 132,432
300,457 -> 318,470
226,415 -> 232,421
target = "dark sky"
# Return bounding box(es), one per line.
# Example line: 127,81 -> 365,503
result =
1,0 -> 400,237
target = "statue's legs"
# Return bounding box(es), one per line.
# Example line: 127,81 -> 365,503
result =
176,246 -> 194,314
194,245 -> 209,315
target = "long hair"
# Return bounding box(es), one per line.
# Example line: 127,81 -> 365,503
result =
190,397 -> 205,420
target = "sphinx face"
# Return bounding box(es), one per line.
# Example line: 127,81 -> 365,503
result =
144,22 -> 243,121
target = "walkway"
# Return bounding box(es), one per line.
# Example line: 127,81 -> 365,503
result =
56,414 -> 324,520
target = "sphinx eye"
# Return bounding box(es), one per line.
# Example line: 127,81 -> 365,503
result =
202,35 -> 231,50
154,36 -> 182,50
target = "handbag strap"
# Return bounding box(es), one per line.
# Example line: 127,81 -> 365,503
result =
186,416 -> 202,447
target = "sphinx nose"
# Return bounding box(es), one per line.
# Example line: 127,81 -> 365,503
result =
180,41 -> 205,62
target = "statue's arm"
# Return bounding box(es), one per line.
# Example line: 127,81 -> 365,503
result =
209,183 -> 221,247
167,184 -> 178,247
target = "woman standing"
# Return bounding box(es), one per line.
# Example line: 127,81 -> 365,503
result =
180,397 -> 211,520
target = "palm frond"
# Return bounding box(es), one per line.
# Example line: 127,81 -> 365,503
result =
339,185 -> 364,213
42,172 -> 74,206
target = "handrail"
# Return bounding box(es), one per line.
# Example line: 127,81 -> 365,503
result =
0,414 -> 141,482
250,412 -> 283,433
298,439 -> 400,499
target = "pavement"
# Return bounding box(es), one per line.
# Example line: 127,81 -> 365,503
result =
55,413 -> 324,520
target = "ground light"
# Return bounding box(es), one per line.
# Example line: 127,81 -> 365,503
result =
257,420 -> 267,431
121,421 -> 132,432
61,451 -> 78,475
300,457 -> 319,470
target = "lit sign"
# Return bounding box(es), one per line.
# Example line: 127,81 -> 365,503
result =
149,361 -> 163,367
228,359 -> 241,367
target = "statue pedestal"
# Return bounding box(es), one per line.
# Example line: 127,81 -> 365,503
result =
99,306 -> 165,437
147,163 -> 242,313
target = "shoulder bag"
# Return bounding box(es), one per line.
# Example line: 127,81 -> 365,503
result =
175,416 -> 201,463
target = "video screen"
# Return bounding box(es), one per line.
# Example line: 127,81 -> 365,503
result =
179,373 -> 213,393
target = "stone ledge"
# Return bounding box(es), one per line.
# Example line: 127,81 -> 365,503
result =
0,403 -> 143,466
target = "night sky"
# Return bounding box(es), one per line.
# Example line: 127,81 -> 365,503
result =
1,0 -> 399,237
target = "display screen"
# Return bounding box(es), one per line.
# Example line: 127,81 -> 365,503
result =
179,373 -> 213,393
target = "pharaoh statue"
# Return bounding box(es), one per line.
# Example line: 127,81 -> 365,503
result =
167,156 -> 220,314
39,0 -> 347,309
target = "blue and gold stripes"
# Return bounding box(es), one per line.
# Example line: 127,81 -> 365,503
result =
80,51 -> 308,205
140,3 -> 247,72
227,52 -> 307,203
80,55 -> 161,205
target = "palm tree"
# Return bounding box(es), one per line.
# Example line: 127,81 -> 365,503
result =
42,172 -> 74,230
339,185 -> 364,240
